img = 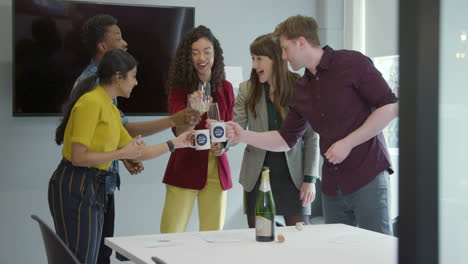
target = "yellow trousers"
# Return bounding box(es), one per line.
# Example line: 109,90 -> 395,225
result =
160,153 -> 227,233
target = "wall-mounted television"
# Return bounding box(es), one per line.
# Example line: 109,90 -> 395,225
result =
13,0 -> 194,116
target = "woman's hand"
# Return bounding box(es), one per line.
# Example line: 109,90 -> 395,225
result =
120,135 -> 146,159
122,159 -> 144,175
172,130 -> 195,149
188,91 -> 204,109
210,142 -> 225,156
188,90 -> 212,113
299,182 -> 316,207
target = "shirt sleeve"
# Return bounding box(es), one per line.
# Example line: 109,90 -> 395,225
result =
278,104 -> 309,148
303,175 -> 318,183
69,99 -> 100,148
167,89 -> 188,136
354,54 -> 398,108
168,90 -> 188,114
118,123 -> 132,149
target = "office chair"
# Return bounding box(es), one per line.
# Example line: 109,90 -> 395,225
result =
152,256 -> 168,264
31,214 -> 81,264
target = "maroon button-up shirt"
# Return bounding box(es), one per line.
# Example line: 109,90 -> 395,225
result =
279,46 -> 398,196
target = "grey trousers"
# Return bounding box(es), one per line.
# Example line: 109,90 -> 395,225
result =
322,170 -> 393,235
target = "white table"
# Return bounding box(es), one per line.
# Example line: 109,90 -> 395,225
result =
105,224 -> 397,264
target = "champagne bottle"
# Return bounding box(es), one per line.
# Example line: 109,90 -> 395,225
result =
255,166 -> 276,242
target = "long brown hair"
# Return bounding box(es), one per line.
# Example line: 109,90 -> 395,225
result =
166,25 -> 225,93
246,33 -> 299,119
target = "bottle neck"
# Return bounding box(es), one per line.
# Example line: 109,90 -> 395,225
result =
259,172 -> 271,192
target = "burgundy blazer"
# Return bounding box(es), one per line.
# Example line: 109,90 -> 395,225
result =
162,80 -> 235,190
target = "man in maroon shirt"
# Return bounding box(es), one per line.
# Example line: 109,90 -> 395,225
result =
226,15 -> 398,235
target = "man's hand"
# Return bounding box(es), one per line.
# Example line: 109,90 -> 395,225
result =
122,159 -> 144,175
299,182 -> 316,207
170,109 -> 201,127
324,139 -> 353,164
225,121 -> 245,143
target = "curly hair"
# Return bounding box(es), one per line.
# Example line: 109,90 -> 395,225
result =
166,25 -> 225,93
82,14 -> 117,56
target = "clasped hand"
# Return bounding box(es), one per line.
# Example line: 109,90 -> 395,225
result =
121,135 -> 146,160
324,139 -> 352,164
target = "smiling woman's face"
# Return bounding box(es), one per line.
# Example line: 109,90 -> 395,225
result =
191,37 -> 214,79
251,55 -> 273,84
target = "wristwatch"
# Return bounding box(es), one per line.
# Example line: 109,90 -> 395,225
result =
166,140 -> 175,152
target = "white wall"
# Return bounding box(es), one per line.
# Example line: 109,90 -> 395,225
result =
343,0 -> 398,57
0,0 -> 316,263
317,0 -> 344,49
365,0 -> 398,57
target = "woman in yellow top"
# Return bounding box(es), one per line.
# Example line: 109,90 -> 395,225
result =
49,49 -> 192,264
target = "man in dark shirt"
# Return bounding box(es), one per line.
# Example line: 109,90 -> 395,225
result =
226,15 -> 398,235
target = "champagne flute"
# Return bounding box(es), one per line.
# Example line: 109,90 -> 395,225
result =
204,82 -> 211,102
187,82 -> 208,113
208,102 -> 221,121
197,81 -> 211,113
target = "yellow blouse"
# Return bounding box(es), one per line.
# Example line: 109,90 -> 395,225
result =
62,85 -> 132,170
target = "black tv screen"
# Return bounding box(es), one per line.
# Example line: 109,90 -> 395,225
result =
14,0 -> 194,116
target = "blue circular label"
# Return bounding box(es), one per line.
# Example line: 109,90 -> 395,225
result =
196,134 -> 208,146
213,126 -> 225,138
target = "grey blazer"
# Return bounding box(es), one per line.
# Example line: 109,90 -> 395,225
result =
227,81 -> 320,192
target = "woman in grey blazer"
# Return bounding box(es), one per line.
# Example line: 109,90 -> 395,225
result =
229,34 -> 320,227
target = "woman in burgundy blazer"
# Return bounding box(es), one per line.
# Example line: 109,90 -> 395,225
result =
160,25 -> 235,233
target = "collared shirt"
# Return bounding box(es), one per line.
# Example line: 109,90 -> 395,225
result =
279,46 -> 398,196
73,59 -> 128,124
263,83 -> 282,130
264,83 -> 317,184
62,86 -> 132,170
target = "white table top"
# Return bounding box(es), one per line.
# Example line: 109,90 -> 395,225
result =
105,224 -> 397,264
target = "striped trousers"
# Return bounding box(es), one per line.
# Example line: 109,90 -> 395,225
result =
48,159 -> 108,264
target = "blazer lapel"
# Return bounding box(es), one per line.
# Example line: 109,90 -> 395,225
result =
215,85 -> 227,121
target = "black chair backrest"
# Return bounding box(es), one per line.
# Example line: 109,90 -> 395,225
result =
31,214 -> 81,264
152,256 -> 168,264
